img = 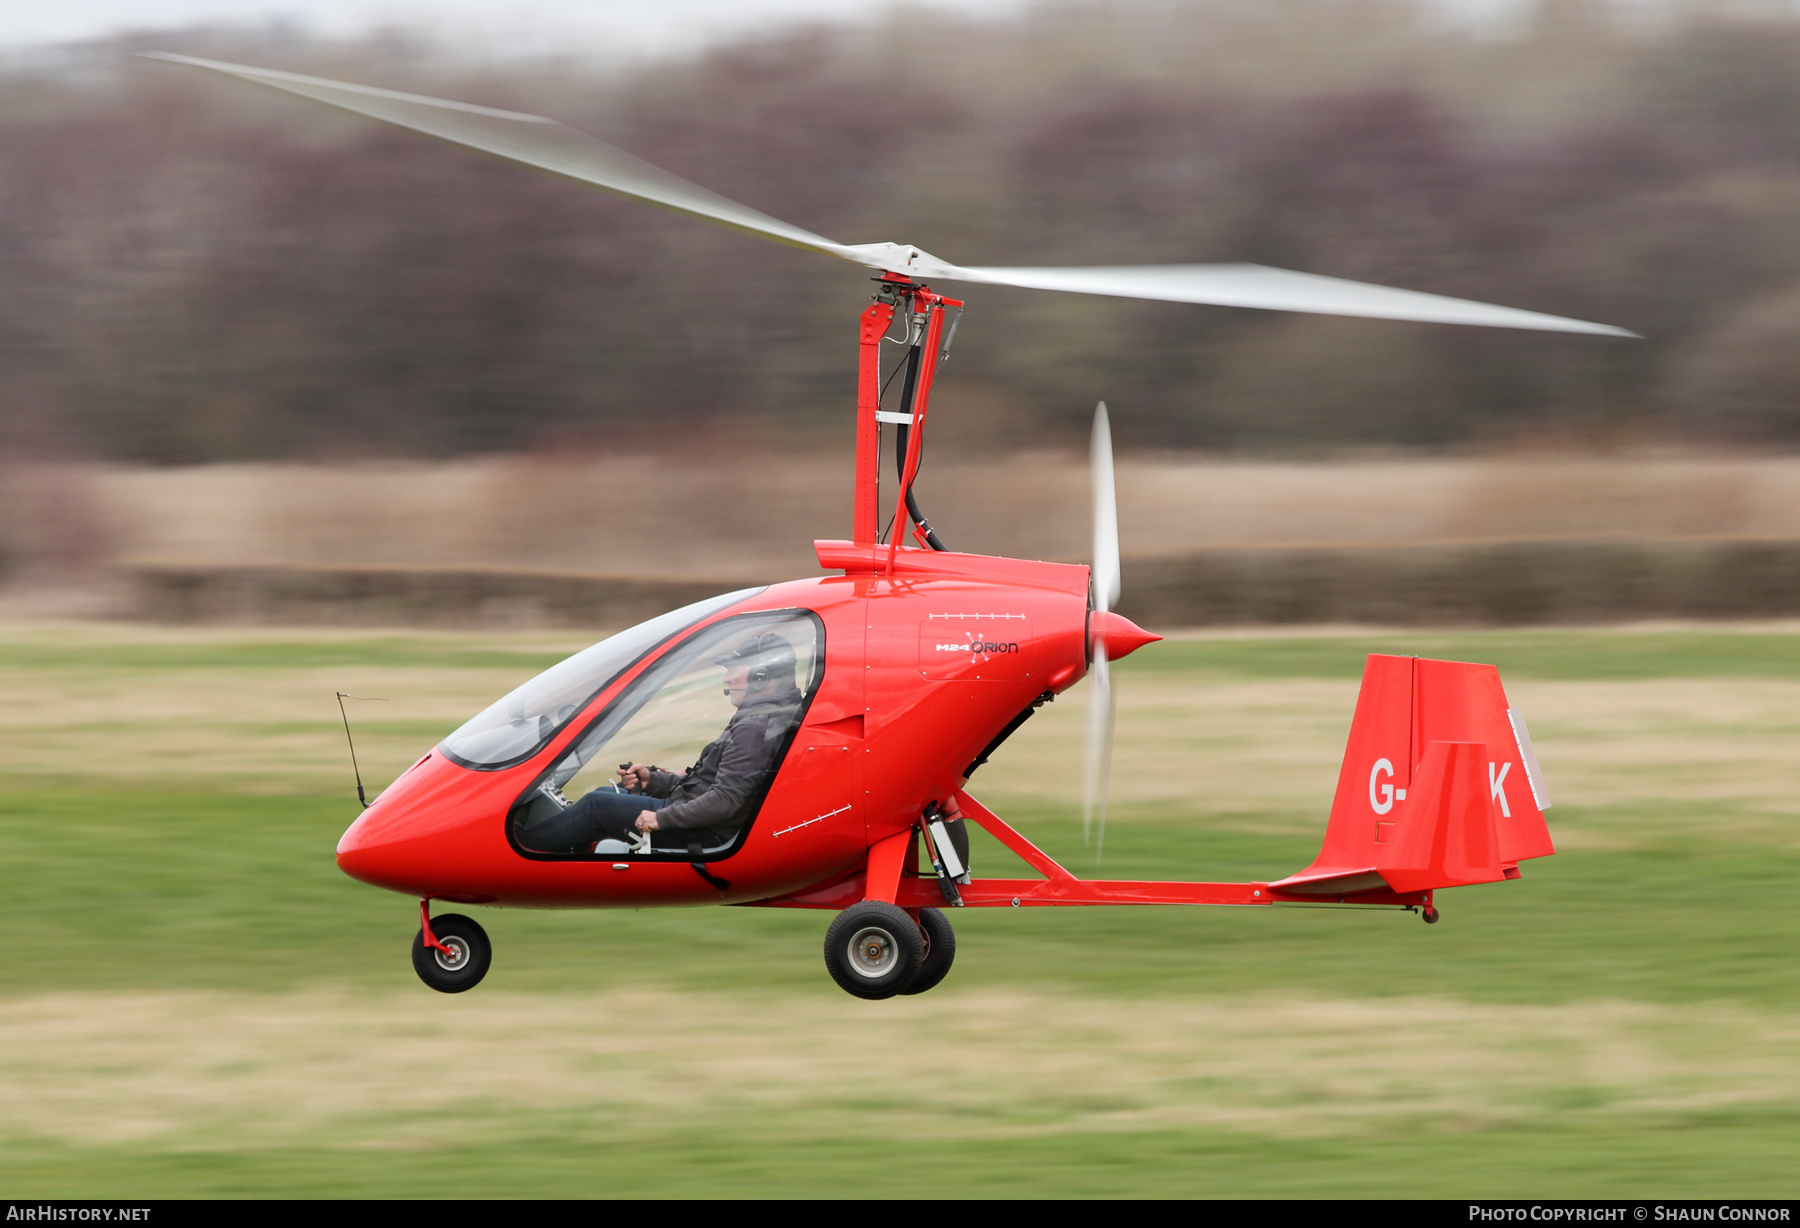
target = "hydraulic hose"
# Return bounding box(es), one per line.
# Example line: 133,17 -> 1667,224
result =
892,339 -> 947,551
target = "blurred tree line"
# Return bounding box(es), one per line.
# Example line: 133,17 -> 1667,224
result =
6,0 -> 1800,462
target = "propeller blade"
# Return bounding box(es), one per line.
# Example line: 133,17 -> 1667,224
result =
941,263 -> 1638,337
1082,642 -> 1114,858
1083,401 -> 1120,858
1091,402 -> 1120,615
143,53 -> 1638,337
139,52 -> 851,262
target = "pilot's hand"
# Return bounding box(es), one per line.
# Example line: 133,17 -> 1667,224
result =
635,811 -> 660,833
619,763 -> 654,793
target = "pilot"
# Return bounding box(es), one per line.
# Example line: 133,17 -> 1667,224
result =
527,631 -> 805,856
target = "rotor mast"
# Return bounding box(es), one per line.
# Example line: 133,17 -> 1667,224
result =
853,274 -> 963,560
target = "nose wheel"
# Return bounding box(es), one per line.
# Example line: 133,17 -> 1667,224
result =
412,911 -> 492,993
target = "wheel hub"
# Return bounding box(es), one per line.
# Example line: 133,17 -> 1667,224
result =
847,926 -> 897,978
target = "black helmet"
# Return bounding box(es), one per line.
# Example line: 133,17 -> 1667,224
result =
712,630 -> 798,692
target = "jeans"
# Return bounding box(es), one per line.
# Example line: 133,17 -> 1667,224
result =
520,789 -> 675,855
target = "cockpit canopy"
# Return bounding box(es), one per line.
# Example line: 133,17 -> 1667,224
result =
509,608 -> 824,861
439,587 -> 764,769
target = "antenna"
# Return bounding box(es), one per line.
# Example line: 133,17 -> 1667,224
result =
336,692 -> 387,809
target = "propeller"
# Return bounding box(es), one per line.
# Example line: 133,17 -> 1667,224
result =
1083,402 -> 1119,859
143,52 -> 1637,338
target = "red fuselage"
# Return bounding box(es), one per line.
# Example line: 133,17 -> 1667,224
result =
336,544 -> 1111,908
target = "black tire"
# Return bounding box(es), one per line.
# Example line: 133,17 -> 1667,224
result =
411,913 -> 492,993
823,901 -> 923,999
899,907 -> 955,996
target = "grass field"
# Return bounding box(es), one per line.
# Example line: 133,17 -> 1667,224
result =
1,621 -> 1796,1197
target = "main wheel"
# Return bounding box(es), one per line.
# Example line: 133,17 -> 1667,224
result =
823,901 -> 923,999
411,913 -> 492,993
899,907 -> 956,996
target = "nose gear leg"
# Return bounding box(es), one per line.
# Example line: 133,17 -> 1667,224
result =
418,898 -> 454,956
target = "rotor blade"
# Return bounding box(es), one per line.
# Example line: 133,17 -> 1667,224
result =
1091,401 -> 1120,615
1081,643 -> 1115,859
937,263 -> 1637,337
142,54 -> 1637,336
139,52 -> 853,263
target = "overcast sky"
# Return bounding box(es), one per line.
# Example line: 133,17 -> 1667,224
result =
0,0 -> 1039,58
0,0 -> 1568,60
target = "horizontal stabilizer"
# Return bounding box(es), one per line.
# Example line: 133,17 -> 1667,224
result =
1265,866 -> 1391,897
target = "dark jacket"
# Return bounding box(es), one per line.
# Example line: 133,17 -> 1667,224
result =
642,685 -> 804,836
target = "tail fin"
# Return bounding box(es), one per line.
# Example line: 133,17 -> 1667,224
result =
1271,654 -> 1553,897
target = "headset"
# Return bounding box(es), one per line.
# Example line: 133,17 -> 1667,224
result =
722,631 -> 792,697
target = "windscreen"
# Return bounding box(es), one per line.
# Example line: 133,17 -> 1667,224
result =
439,587 -> 763,768
542,610 -> 822,801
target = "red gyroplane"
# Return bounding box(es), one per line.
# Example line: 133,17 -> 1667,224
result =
152,53 -> 1622,998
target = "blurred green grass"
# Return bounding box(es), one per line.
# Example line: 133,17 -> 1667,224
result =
2,623 -> 1796,1197
4,788 -> 1796,1008
7,1108 -> 1798,1198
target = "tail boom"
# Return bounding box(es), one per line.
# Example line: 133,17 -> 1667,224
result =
760,872 -> 1431,910
754,786 -> 1435,912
